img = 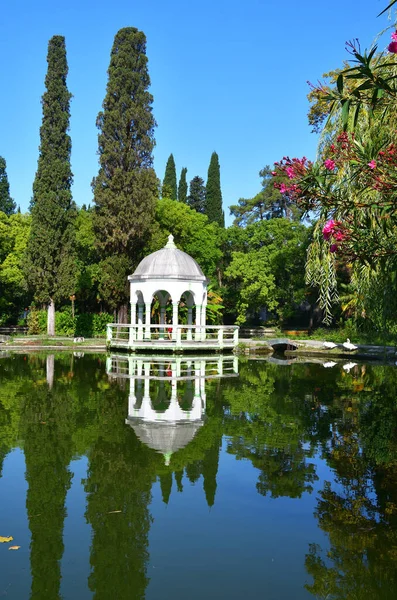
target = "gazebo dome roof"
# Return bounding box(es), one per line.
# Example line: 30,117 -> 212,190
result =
129,235 -> 206,282
127,419 -> 204,465
128,419 -> 203,455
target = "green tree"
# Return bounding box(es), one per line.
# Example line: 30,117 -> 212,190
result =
0,212 -> 31,323
0,157 -> 16,215
26,35 -> 76,336
74,206 -> 101,311
92,27 -> 158,317
146,198 -> 222,282
187,175 -> 206,213
162,153 -> 177,200
230,166 -> 300,226
205,152 -> 224,226
178,167 -> 188,203
224,219 -> 309,324
19,356 -> 76,600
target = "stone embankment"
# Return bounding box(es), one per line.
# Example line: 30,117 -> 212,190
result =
236,338 -> 396,361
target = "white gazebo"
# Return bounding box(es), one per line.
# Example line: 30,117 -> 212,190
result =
107,235 -> 238,351
106,354 -> 239,464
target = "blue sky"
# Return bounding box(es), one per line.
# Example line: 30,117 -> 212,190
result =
0,0 -> 394,224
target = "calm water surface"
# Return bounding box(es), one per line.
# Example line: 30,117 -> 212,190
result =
1,352 -> 397,599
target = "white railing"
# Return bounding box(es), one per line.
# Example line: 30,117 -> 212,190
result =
106,323 -> 239,347
107,354 -> 239,379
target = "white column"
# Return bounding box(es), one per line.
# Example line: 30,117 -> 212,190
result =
137,304 -> 144,340
217,356 -> 223,376
234,356 -> 239,374
128,356 -> 135,377
176,357 -> 182,377
128,380 -> 137,415
195,304 -> 201,341
187,307 -> 193,340
129,303 -> 136,345
130,302 -> 137,325
172,302 -> 179,340
145,302 -> 151,340
144,361 -> 151,399
160,305 -> 166,339
201,305 -> 207,341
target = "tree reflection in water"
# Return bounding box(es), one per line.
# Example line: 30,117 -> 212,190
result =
1,354 -> 397,598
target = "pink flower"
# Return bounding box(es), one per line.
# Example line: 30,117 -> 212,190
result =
322,219 -> 336,240
334,231 -> 345,241
388,41 -> 397,53
271,171 -> 277,176
286,166 -> 295,179
330,244 -> 338,253
324,159 -> 336,171
279,183 -> 288,194
368,160 -> 376,169
391,31 -> 397,41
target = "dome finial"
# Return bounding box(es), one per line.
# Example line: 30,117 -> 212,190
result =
165,234 -> 176,249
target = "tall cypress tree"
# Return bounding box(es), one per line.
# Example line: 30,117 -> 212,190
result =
178,167 -> 188,203
26,36 -> 76,336
162,153 -> 177,199
92,27 -> 158,317
187,176 -> 206,213
0,157 -> 16,215
205,151 -> 224,227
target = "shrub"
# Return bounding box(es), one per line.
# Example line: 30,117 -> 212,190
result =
55,307 -> 76,336
75,312 -> 112,337
27,307 -> 112,337
27,308 -> 40,334
27,308 -> 47,334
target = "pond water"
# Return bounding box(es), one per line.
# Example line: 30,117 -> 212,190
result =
1,352 -> 397,599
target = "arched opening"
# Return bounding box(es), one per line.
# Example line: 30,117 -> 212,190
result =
269,339 -> 298,355
150,290 -> 171,339
179,290 -> 196,341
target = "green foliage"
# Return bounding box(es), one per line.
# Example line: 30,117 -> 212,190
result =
225,219 -> 310,324
97,255 -> 130,312
178,167 -> 188,203
75,312 -> 113,337
187,175 -> 206,213
92,27 -> 157,257
26,35 -> 76,310
55,306 -> 76,335
147,198 -> 223,282
27,307 -> 113,336
0,212 -> 31,323
27,307 -> 42,334
296,29 -> 397,327
205,152 -> 224,227
230,166 -> 301,226
162,153 -> 177,200
92,27 -> 158,309
0,156 -> 16,215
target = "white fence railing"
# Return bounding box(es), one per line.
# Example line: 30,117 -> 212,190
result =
106,323 -> 239,347
107,354 -> 239,379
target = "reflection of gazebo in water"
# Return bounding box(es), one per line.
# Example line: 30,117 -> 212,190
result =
107,235 -> 239,351
107,354 -> 238,465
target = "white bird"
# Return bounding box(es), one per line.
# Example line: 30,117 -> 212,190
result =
342,338 -> 358,351
323,361 -> 337,368
323,341 -> 338,349
343,362 -> 357,372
